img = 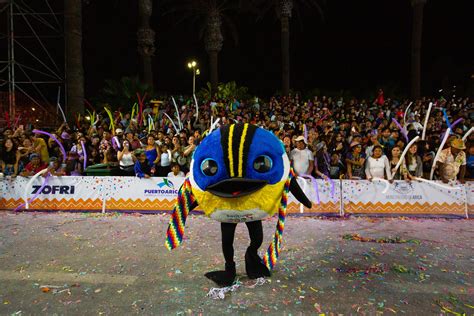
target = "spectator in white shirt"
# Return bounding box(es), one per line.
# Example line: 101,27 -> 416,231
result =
167,163 -> 185,177
290,135 -> 314,176
365,145 -> 393,182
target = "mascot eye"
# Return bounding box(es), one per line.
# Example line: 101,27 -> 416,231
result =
253,155 -> 272,173
201,158 -> 218,176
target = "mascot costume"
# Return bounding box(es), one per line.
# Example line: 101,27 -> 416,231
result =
165,123 -> 311,287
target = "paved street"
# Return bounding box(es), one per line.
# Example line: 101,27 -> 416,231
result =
0,212 -> 472,315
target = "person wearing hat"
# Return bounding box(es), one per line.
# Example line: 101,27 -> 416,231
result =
115,128 -> 124,138
290,135 -> 314,176
435,138 -> 466,183
19,153 -> 48,177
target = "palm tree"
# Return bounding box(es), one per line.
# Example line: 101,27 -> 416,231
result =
64,0 -> 85,117
256,0 -> 324,96
137,0 -> 155,87
165,0 -> 241,96
411,0 -> 427,99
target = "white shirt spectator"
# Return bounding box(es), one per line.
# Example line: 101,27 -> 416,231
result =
365,155 -> 392,180
160,150 -> 172,167
290,147 -> 314,176
119,152 -> 134,167
167,171 -> 185,177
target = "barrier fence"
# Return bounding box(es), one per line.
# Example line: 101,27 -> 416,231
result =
0,177 -> 472,218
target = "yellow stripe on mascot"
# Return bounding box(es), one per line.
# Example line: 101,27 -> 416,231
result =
166,123 -> 311,287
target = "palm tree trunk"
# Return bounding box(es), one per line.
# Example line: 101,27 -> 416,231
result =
411,0 -> 425,99
64,0 -> 84,118
205,11 -> 223,97
137,0 -> 155,88
209,51 -> 219,96
281,15 -> 290,96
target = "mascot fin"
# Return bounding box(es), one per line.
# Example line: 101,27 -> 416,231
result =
289,177 -> 312,208
165,177 -> 198,250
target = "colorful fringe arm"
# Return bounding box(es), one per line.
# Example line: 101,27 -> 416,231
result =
262,169 -> 293,270
165,178 -> 195,250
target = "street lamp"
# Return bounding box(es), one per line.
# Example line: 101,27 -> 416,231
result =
187,60 -> 200,95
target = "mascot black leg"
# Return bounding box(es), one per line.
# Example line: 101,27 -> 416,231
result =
205,222 -> 237,287
245,220 -> 271,279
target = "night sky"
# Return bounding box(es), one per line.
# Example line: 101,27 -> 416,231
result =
3,0 -> 474,102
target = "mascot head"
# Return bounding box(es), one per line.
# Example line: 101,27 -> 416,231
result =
189,123 -> 310,222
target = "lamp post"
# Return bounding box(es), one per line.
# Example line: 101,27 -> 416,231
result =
187,60 -> 200,95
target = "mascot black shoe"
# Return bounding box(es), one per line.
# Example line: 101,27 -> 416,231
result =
204,262 -> 236,287
245,247 -> 271,279
165,123 -> 311,286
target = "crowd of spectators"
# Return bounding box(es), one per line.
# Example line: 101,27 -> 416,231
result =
1,91 -> 473,183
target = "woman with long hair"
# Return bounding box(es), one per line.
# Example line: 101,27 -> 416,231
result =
388,145 -> 408,180
117,140 -> 136,176
1,138 -> 19,177
405,143 -> 423,180
346,142 -> 366,179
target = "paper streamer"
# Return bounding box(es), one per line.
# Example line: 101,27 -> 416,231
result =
299,174 -> 320,205
148,114 -> 154,133
15,169 -> 50,211
136,92 -> 147,127
86,110 -> 98,126
32,129 -> 66,161
193,94 -> 199,121
450,117 -> 464,130
209,118 -> 220,134
371,177 -> 390,194
317,114 -> 328,125
421,102 -> 433,140
462,127 -> 473,141
430,128 -> 451,180
412,177 -> 462,190
81,140 -> 87,171
131,103 -> 138,122
57,86 -> 67,123
442,108 -> 452,129
326,176 -> 336,200
111,136 -> 121,150
171,97 -> 183,130
303,124 -> 308,142
403,102 -> 413,128
393,136 -> 420,175
391,118 -> 409,142
104,107 -> 115,132
163,113 -> 179,134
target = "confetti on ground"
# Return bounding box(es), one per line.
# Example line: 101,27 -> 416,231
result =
342,233 -> 421,244
0,212 -> 472,314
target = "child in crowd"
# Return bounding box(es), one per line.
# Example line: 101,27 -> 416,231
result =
167,163 -> 185,177
329,153 -> 345,179
134,149 -> 154,178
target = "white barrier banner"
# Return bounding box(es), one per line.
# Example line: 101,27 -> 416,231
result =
287,177 -> 340,214
1,177 -> 471,218
342,180 -> 467,217
0,176 -> 187,212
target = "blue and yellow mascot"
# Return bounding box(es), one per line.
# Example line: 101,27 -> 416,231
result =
165,123 -> 311,286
